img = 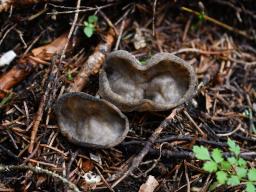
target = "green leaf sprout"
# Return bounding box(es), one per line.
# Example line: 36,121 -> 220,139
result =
193,139 -> 256,191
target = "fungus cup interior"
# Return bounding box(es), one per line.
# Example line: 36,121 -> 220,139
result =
55,93 -> 128,148
99,50 -> 197,111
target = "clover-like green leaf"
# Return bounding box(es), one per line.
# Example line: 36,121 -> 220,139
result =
84,27 -> 94,38
216,171 -> 227,184
209,181 -> 220,191
88,23 -> 94,28
212,148 -> 224,163
238,158 -> 247,168
88,15 -> 98,23
227,139 -> 240,156
236,167 -> 247,179
246,182 -> 256,192
84,21 -> 89,26
203,161 -> 218,173
227,175 -> 240,186
248,168 -> 256,182
193,146 -> 211,161
220,160 -> 231,171
227,157 -> 238,166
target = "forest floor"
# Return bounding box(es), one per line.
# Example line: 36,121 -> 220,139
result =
0,0 -> 255,191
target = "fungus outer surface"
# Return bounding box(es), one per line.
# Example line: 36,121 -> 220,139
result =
55,92 -> 129,148
99,50 -> 197,111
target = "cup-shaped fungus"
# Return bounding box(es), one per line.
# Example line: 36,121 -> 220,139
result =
55,92 -> 129,148
99,50 -> 197,112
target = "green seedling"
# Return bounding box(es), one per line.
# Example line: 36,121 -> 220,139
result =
66,69 -> 73,81
83,15 -> 98,38
198,11 -> 205,22
191,11 -> 205,32
193,139 -> 256,192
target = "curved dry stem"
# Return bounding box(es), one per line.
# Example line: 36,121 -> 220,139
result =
0,164 -> 81,192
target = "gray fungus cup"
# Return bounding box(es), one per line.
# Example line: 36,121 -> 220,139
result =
99,50 -> 197,112
55,92 -> 129,148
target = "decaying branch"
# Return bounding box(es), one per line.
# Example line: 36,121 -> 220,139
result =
181,6 -> 252,40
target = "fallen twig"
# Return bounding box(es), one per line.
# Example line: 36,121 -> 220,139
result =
0,164 -> 81,192
60,0 -> 81,62
181,6 -> 252,40
172,47 -> 232,56
112,108 -> 181,188
28,58 -> 58,153
124,145 -> 256,161
122,135 -> 228,148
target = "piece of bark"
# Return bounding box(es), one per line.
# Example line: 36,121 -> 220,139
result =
0,33 -> 69,99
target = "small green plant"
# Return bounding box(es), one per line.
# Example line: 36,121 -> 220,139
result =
193,139 -> 256,192
83,15 -> 98,38
66,69 -> 73,81
198,11 -> 205,22
191,11 -> 205,32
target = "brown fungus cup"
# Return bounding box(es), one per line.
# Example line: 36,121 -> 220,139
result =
99,50 -> 197,112
55,92 -> 129,148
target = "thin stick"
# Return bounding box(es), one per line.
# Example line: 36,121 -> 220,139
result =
0,24 -> 17,46
60,0 -> 81,62
0,164 -> 81,192
183,110 -> 205,136
181,6 -> 252,40
184,161 -> 190,192
112,108 -> 180,188
99,10 -> 118,35
28,59 -> 57,153
182,16 -> 192,41
95,166 -> 115,192
172,47 -> 232,55
152,0 -> 157,36
216,124 -> 241,137
114,20 -> 125,51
